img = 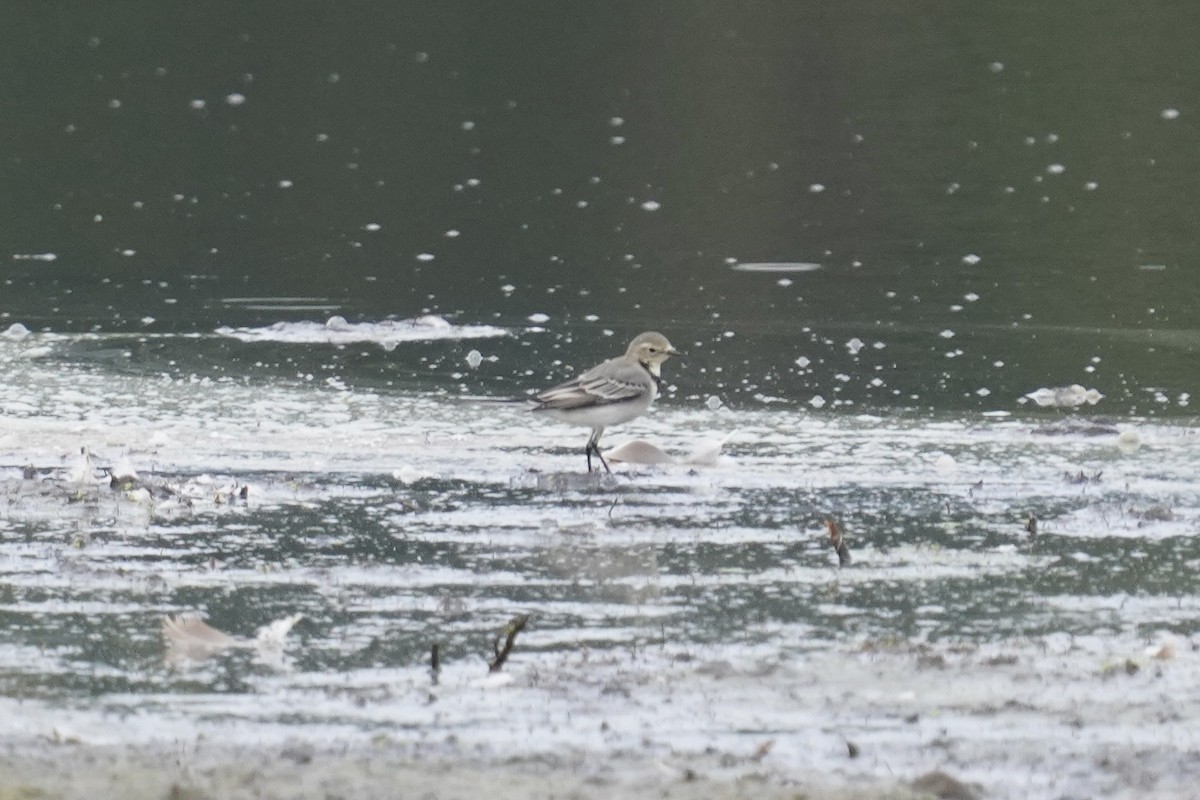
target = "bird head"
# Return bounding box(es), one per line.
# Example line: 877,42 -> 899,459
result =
626,331 -> 682,376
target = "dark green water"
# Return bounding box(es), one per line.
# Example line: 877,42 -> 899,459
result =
3,4 -> 1198,413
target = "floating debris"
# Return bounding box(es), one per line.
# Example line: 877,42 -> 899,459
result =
1025,514 -> 1038,538
488,614 -> 529,673
162,613 -> 303,663
604,432 -> 736,467
64,447 -> 105,486
1024,385 -> 1104,407
1063,470 -> 1103,485
3,322 -> 31,339
1116,430 -> 1142,454
824,517 -> 852,567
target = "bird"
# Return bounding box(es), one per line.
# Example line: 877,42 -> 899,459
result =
531,331 -> 682,473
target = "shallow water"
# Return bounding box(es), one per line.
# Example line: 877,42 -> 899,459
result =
2,326 -> 1199,798
4,4 -> 1200,797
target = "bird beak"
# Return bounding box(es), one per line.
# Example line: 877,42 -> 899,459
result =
668,346 -> 686,359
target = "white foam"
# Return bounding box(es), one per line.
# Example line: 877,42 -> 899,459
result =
215,315 -> 508,346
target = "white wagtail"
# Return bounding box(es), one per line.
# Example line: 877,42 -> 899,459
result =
531,331 -> 682,473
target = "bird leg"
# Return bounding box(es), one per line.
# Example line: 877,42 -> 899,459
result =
585,428 -> 611,474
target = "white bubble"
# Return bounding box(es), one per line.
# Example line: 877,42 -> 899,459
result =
1161,108 -> 1181,120
278,179 -> 293,189
939,329 -> 956,339
1046,163 -> 1066,175
809,183 -> 825,193
962,254 -> 981,265
465,349 -> 483,368
846,338 -> 865,355
640,200 -> 661,211
528,312 -> 550,323
225,93 -> 247,106
809,395 -> 826,408
795,356 -> 811,368
189,98 -> 206,110
705,395 -> 723,410
416,253 -> 435,262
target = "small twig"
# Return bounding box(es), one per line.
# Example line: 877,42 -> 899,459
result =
430,642 -> 441,684
488,614 -> 529,672
824,517 -> 852,567
1025,514 -> 1038,539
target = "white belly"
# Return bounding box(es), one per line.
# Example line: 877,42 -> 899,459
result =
540,391 -> 655,429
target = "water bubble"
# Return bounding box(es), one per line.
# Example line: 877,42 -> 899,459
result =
809,395 -> 826,408
795,356 -> 811,368
846,338 -> 865,355
640,200 -> 661,211
809,183 -> 825,193
527,313 -> 550,323
1046,163 -> 1066,175
939,329 -> 956,339
225,93 -> 247,106
465,349 -> 483,368
1161,108 -> 1181,120
962,254 -> 981,265
705,395 -> 723,410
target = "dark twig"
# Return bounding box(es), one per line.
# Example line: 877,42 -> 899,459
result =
1025,514 -> 1038,539
488,614 -> 529,673
430,642 -> 441,684
824,517 -> 852,567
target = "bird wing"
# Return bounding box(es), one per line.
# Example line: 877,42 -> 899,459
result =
533,358 -> 650,410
